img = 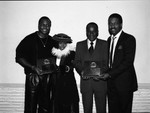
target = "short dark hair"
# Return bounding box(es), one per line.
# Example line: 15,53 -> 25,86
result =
86,22 -> 99,36
108,13 -> 123,24
38,16 -> 51,26
86,22 -> 98,32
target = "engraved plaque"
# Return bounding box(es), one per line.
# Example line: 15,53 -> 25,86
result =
37,58 -> 55,75
83,61 -> 103,78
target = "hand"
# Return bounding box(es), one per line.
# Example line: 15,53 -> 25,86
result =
93,75 -> 103,81
32,66 -> 42,75
81,71 -> 90,80
101,73 -> 111,80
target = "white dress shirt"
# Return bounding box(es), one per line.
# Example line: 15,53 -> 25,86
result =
87,39 -> 97,49
109,30 -> 122,66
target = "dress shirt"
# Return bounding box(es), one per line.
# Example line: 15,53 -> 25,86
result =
109,30 -> 122,66
87,39 -> 97,49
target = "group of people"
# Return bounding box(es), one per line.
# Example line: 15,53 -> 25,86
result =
15,13 -> 138,113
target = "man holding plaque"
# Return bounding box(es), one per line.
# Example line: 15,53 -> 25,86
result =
102,13 -> 138,113
74,22 -> 108,113
16,16 -> 57,113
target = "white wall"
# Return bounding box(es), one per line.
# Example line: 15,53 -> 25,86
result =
0,0 -> 150,84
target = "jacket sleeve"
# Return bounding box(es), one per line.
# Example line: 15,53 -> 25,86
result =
74,42 -> 83,76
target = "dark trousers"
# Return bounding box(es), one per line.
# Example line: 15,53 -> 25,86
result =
53,85 -> 79,113
82,90 -> 107,113
24,73 -> 54,113
107,87 -> 133,113
54,102 -> 79,113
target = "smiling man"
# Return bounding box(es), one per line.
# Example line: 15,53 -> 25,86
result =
74,22 -> 108,113
103,13 -> 138,113
16,16 -> 57,113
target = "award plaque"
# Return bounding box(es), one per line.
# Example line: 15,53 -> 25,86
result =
37,58 -> 55,75
83,61 -> 103,78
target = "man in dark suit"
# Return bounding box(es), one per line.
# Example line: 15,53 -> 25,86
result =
102,13 -> 138,113
74,22 -> 108,113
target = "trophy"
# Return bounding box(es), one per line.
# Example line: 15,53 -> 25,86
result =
37,58 -> 55,75
82,61 -> 104,78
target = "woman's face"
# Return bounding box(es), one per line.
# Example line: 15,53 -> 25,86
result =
59,42 -> 67,50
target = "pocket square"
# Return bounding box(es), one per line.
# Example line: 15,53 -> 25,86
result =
118,45 -> 123,49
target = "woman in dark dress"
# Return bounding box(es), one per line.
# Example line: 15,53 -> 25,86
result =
52,33 -> 79,113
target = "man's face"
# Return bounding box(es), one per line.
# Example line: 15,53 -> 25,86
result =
38,19 -> 51,35
86,25 -> 98,41
108,17 -> 122,36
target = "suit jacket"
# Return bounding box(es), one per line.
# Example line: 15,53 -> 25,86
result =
107,31 -> 138,92
74,38 -> 108,93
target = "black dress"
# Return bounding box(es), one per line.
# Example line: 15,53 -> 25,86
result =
54,51 -> 79,113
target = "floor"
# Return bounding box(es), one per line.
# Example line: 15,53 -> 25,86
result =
0,83 -> 150,113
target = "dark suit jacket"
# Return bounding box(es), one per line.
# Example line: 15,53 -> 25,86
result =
75,39 -> 108,93
107,31 -> 138,93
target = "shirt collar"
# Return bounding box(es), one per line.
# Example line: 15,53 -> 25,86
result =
87,39 -> 97,48
111,30 -> 122,40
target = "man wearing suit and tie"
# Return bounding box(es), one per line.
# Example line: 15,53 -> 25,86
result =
74,22 -> 108,113
102,13 -> 138,113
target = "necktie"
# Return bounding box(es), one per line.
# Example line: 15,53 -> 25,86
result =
89,41 -> 94,55
109,37 -> 115,68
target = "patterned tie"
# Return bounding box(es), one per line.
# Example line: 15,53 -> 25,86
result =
89,41 -> 94,55
109,37 -> 115,68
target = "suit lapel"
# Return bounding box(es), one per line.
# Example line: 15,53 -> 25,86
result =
83,40 -> 90,55
112,31 -> 124,66
108,37 -> 111,47
108,32 -> 124,67
94,39 -> 100,54
114,31 -> 124,53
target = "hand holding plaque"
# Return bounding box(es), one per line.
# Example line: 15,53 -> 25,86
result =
36,58 -> 56,75
82,61 -> 103,78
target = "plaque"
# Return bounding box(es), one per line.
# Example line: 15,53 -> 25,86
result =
82,61 -> 103,78
37,58 -> 55,75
